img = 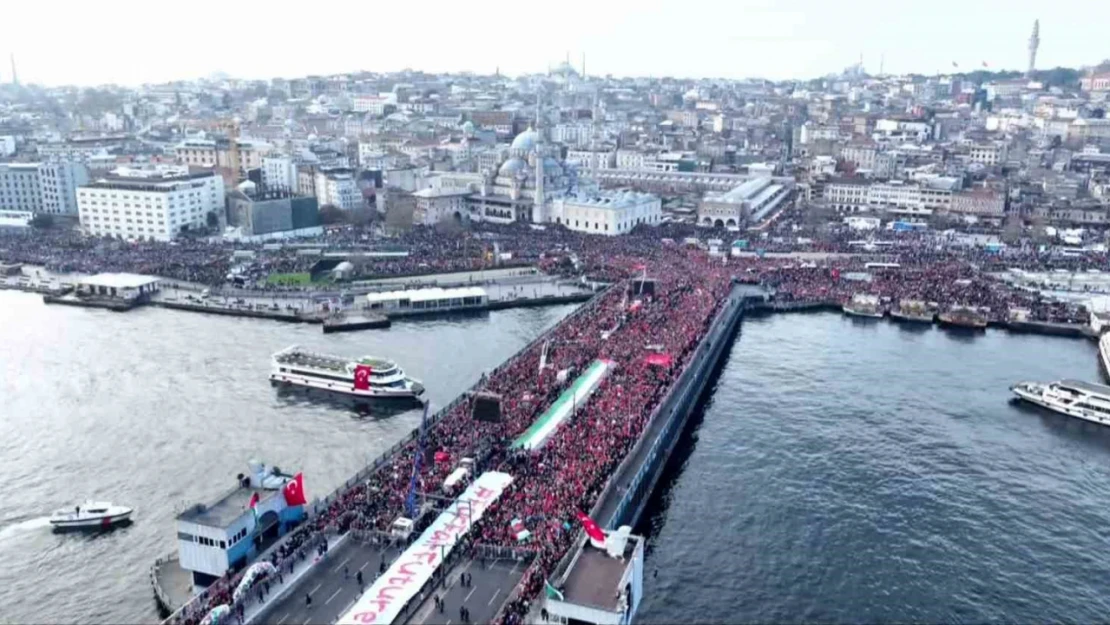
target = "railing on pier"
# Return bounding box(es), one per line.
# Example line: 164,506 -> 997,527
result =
160,284 -> 610,625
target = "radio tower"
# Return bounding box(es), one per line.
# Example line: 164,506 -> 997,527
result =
1026,19 -> 1040,79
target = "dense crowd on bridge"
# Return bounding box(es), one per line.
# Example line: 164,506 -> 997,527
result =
167,246 -> 736,625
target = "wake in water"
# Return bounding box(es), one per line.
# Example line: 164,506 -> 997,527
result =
0,516 -> 52,542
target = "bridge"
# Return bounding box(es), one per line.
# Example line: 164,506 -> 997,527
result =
164,282 -> 768,625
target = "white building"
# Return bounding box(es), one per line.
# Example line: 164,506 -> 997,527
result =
262,156 -> 298,192
77,166 -> 225,241
412,187 -> 471,225
566,149 -> 615,170
313,169 -> 361,210
0,136 -> 15,157
874,118 -> 931,143
350,93 -> 396,115
968,142 -> 1007,166
698,177 -> 793,227
550,190 -> 662,235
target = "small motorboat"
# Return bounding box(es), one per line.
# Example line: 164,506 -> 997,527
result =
50,502 -> 133,531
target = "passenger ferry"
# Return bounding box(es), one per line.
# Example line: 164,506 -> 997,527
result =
937,305 -> 988,330
842,294 -> 884,318
269,345 -> 424,400
1011,379 -> 1110,427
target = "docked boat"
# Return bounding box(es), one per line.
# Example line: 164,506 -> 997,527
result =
842,293 -> 884,318
269,345 -> 424,400
889,299 -> 936,324
937,306 -> 988,330
1011,379 -> 1110,426
50,501 -> 133,531
1100,333 -> 1110,382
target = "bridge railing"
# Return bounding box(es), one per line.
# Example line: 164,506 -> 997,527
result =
162,284 -> 612,625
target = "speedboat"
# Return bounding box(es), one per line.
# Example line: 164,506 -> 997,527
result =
50,502 -> 133,531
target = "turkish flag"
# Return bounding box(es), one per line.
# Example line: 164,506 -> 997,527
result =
353,364 -> 372,391
283,473 -> 307,507
575,510 -> 606,548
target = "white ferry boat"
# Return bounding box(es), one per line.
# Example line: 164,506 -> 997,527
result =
1099,333 -> 1110,382
1010,379 -> 1110,426
269,345 -> 424,400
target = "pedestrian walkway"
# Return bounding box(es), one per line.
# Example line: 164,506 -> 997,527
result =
241,533 -> 349,625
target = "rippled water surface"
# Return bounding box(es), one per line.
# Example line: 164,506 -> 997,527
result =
0,292 -> 575,624
638,312 -> 1110,624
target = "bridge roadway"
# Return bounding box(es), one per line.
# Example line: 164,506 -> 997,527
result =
252,540 -> 403,625
244,283 -> 760,625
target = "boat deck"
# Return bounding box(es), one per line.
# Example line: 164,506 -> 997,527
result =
274,350 -> 349,374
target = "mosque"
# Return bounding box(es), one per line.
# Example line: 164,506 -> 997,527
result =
468,123 -> 583,224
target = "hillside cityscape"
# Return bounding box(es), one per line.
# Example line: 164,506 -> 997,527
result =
8,14 -> 1110,625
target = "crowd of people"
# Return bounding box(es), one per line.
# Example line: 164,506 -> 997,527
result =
11,217 -> 1099,625
166,242 -> 736,625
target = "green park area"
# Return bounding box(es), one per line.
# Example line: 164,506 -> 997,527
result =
265,272 -> 313,286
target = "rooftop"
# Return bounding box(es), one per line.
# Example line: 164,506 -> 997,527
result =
366,285 -> 487,304
562,542 -> 637,611
78,273 -> 160,289
177,486 -> 274,528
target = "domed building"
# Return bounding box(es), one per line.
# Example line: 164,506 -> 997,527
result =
471,125 -> 573,224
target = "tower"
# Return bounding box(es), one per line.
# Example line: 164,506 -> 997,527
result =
533,91 -> 545,223
9,53 -> 17,86
1027,19 -> 1040,79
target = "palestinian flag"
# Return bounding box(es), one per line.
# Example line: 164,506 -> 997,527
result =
544,580 -> 564,601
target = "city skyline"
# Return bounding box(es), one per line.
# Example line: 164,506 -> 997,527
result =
3,0 -> 1110,87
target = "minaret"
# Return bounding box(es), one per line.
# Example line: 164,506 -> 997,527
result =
1027,19 -> 1040,79
9,53 -> 17,86
533,91 -> 545,223
581,53 -> 586,79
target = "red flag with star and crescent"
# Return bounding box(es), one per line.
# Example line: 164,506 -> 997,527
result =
353,364 -> 372,391
283,473 -> 307,507
575,510 -> 606,548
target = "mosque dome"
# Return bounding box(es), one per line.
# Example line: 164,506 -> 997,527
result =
461,120 -> 475,136
510,128 -> 539,152
543,157 -> 563,176
498,156 -> 527,177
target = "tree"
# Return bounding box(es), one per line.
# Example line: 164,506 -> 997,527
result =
29,213 -> 54,229
319,204 -> 346,225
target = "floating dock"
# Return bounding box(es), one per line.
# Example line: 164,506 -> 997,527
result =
322,313 -> 391,333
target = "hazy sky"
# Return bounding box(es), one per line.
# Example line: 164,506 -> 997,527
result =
4,0 -> 1109,87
